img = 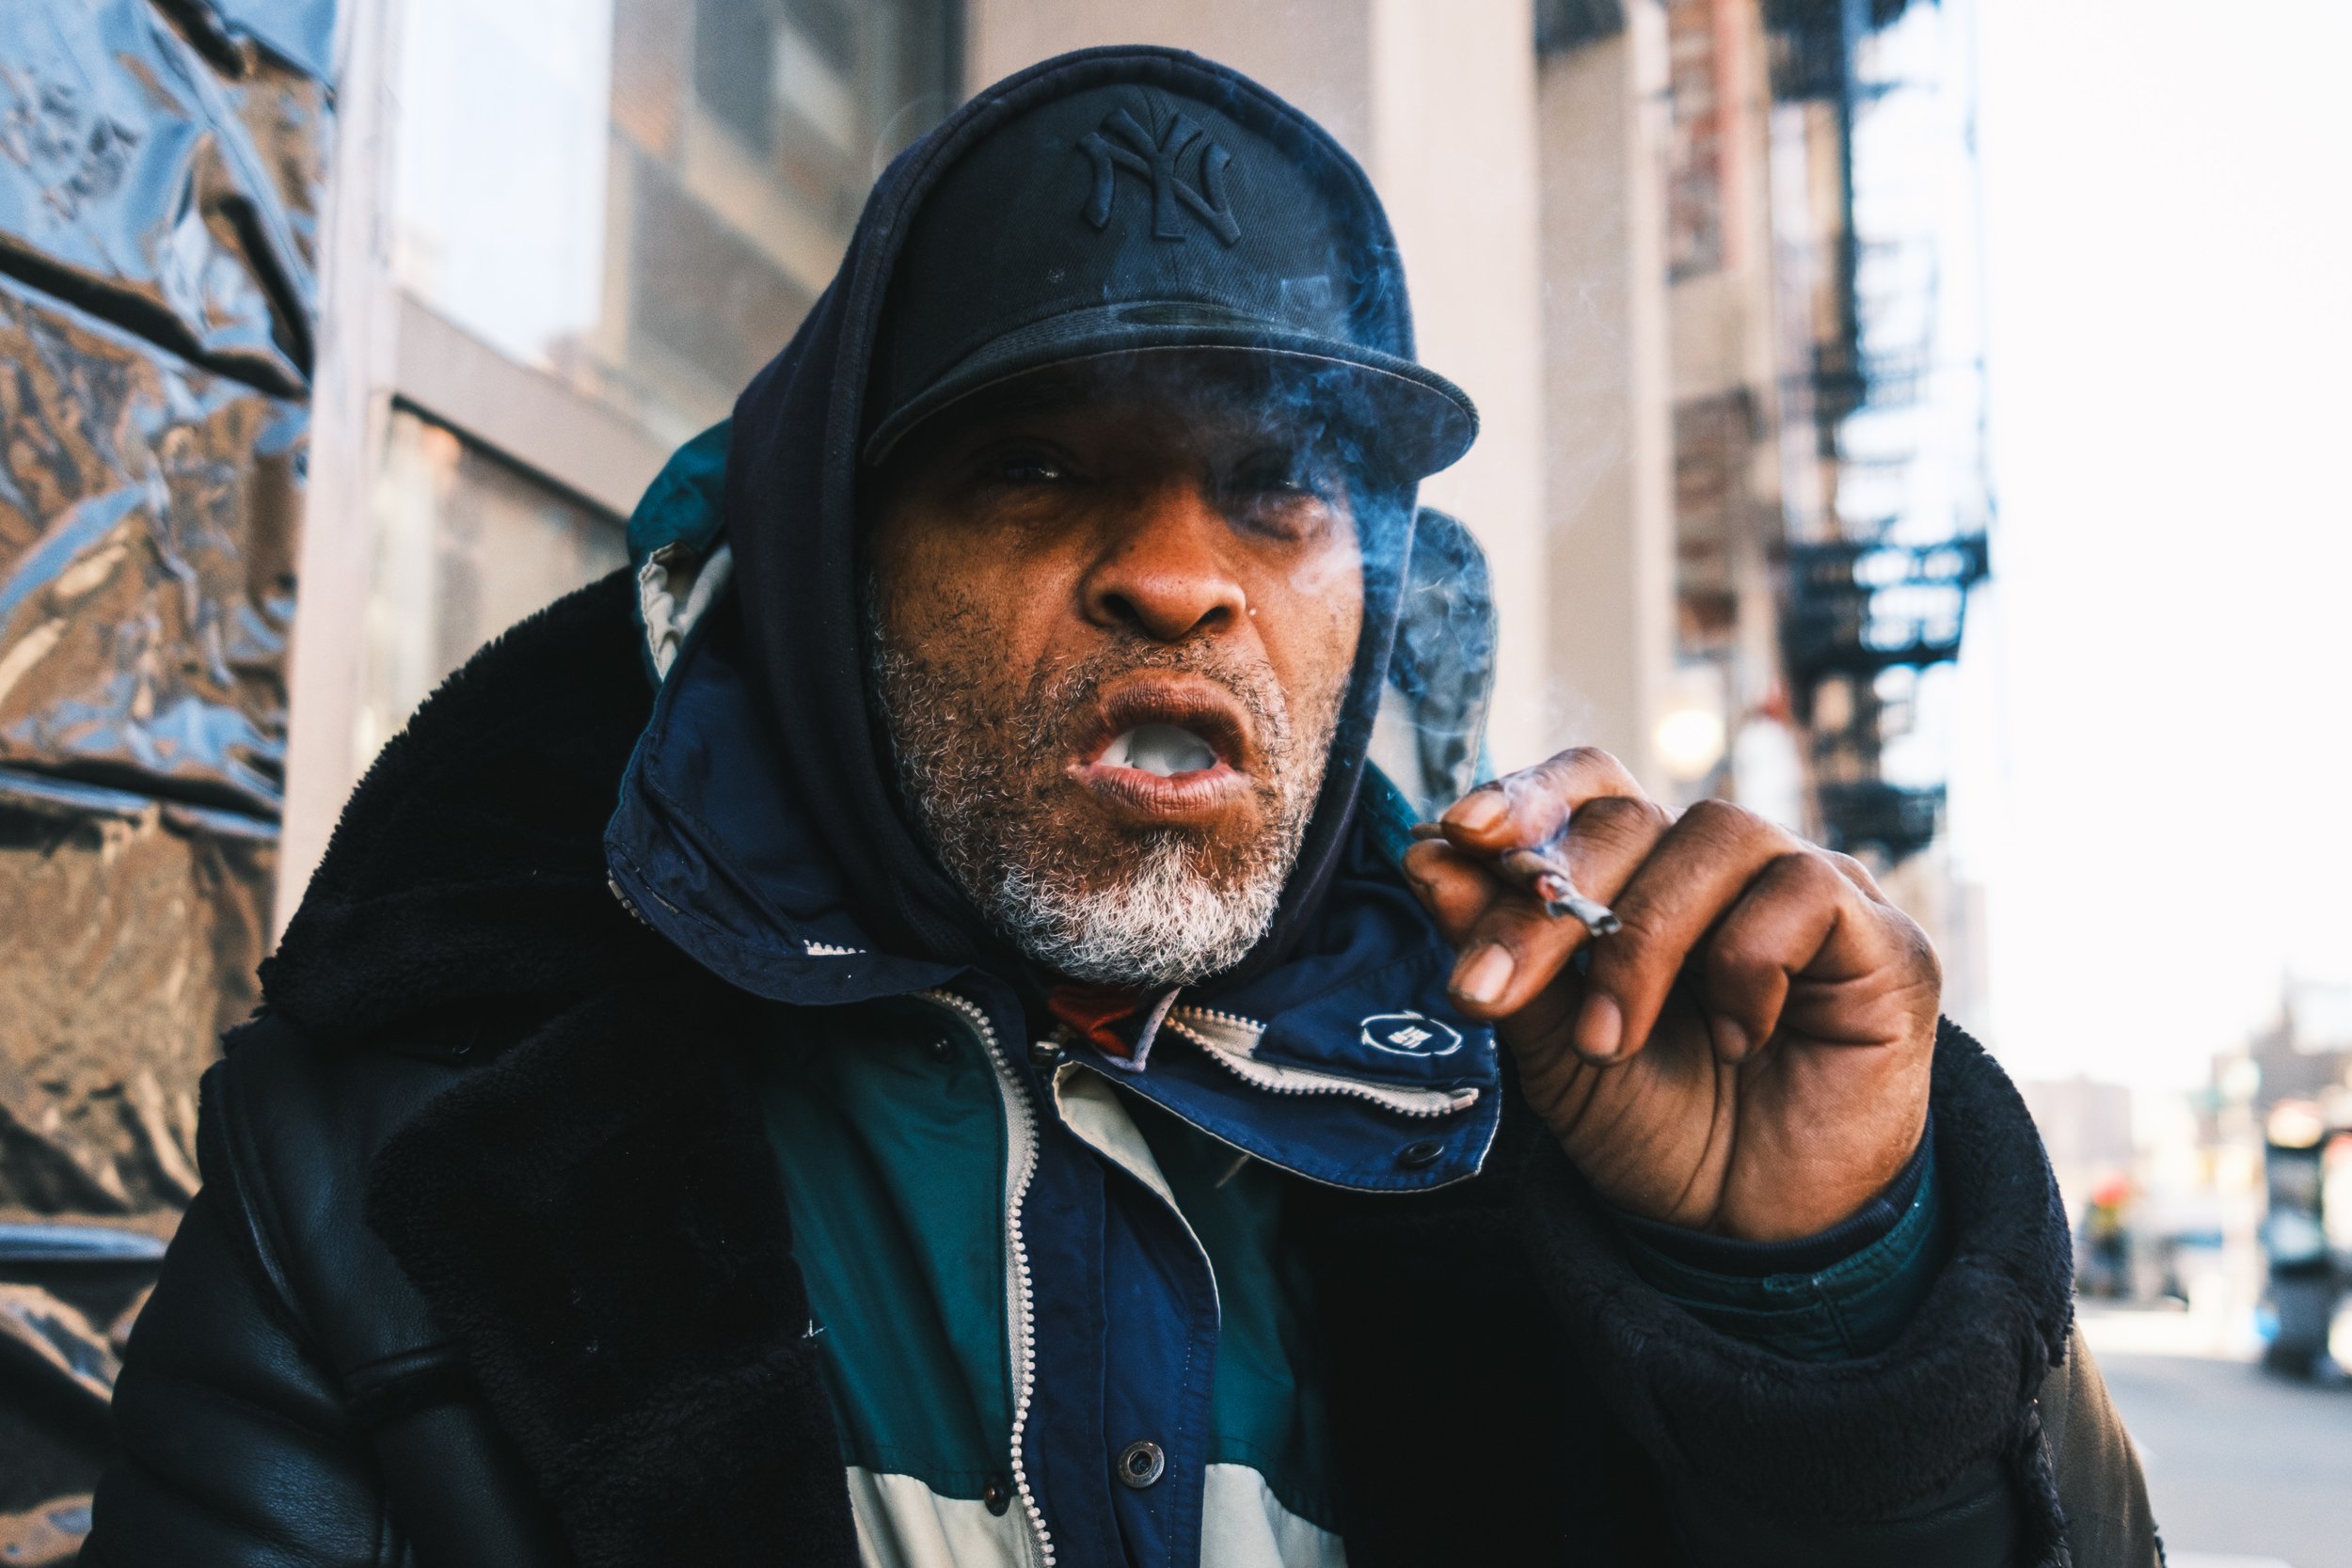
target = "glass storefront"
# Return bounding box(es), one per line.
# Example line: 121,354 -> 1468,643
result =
392,0 -> 959,449
348,0 -> 957,768
358,409 -> 628,766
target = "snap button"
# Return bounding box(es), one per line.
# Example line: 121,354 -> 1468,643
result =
1029,1038 -> 1065,1068
981,1475 -> 1012,1516
1116,1439 -> 1166,1489
1397,1138 -> 1445,1169
924,1036 -> 955,1064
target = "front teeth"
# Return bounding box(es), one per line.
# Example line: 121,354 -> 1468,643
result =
1102,723 -> 1218,778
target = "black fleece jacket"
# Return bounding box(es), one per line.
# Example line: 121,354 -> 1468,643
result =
82,573 -> 2157,1568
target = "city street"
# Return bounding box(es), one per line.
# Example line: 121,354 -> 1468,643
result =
2099,1346 -> 2352,1568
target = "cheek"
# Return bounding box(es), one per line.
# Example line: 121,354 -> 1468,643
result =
874,515 -> 1057,673
1255,547 -> 1364,711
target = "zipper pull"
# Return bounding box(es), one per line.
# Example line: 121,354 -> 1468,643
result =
607,875 -> 653,927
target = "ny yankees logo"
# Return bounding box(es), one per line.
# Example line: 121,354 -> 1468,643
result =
1079,102 -> 1243,245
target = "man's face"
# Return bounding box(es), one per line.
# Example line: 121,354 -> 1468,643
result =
868,359 -> 1366,986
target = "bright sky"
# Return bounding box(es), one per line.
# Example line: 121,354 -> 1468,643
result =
1955,0 -> 2352,1087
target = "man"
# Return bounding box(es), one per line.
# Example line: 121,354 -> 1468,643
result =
86,46 -> 2155,1567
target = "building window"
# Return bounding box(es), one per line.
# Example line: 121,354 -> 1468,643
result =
315,0 -> 960,814
392,0 -> 960,449
358,410 -> 627,767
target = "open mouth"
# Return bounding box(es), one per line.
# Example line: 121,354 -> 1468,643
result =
1072,679 -> 1256,821
1097,722 -> 1221,778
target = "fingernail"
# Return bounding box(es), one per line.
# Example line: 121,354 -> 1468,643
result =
1453,944 -> 1516,1006
1448,791 -> 1506,832
1576,994 -> 1623,1061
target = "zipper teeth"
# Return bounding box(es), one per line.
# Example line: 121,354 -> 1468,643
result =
1176,1004 -> 1261,1031
606,875 -> 652,927
924,990 -> 1055,1568
1165,1013 -> 1474,1119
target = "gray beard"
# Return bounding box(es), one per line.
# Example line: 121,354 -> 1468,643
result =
870,613 -> 1335,988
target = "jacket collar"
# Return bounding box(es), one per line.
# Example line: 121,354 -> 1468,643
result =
607,592 -> 1503,1189
605,595 -> 959,1008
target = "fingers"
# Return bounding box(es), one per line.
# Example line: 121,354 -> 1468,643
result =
1403,795 -> 1670,1020
1399,837 -> 1504,942
1572,799 -> 1808,1060
1433,748 -> 1646,853
1401,841 -> 1574,1018
1821,847 -> 1892,906
1409,755 -> 1927,1069
1580,797 -> 1937,1067
1406,749 -> 1666,1020
1690,852 -> 1850,1059
1438,795 -> 1673,1018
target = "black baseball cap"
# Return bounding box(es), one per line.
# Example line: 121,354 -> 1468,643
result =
864,66 -> 1478,479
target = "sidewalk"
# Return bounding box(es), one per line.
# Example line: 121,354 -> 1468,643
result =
2083,1306 -> 2352,1568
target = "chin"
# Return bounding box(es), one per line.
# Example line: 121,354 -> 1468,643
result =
1064,792 -> 1265,869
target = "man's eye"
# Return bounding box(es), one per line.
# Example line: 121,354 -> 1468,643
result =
1227,451 -> 1341,530
1229,455 -> 1323,499
994,451 -> 1067,483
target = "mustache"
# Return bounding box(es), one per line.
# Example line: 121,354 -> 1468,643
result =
1017,641 -> 1292,761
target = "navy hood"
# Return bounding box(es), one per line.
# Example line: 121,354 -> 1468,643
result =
606,47 -> 1497,1000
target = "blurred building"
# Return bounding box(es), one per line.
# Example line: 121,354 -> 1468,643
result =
0,0 -> 1996,1550
2237,978 -> 2352,1117
2014,980 -> 2352,1338
2218,979 -> 2352,1369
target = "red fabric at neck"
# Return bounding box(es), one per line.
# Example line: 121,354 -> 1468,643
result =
1046,982 -> 1146,1056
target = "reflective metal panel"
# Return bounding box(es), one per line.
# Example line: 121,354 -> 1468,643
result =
0,0 -> 316,393
185,0 -> 340,82
0,275 -> 304,817
0,771 -> 267,1220
0,1 -> 332,1539
221,41 -> 335,273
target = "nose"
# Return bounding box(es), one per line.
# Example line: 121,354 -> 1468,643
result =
1078,477 -> 1249,643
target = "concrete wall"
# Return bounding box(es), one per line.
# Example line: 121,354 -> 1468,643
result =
1535,14 -> 1676,785
966,0 -> 1378,156
1366,0 -> 1549,771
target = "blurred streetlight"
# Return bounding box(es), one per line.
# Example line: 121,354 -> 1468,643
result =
1656,665 -> 1729,783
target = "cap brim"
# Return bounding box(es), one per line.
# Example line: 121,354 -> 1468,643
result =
863,302 -> 1479,480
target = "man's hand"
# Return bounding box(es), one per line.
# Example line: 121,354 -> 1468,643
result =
1402,749 -> 1941,1242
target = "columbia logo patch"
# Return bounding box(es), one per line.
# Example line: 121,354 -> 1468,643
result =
1359,1011 -> 1462,1058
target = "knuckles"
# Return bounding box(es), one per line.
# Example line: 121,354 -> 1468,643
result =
1822,847 -> 1888,900
1566,794 -> 1670,855
1533,745 -> 1640,797
1544,744 -> 1627,774
1881,900 -> 1943,989
1671,795 -> 1781,851
1699,929 -> 1776,991
1768,847 -> 1848,901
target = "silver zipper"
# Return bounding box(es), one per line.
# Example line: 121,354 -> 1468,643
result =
607,875 -> 652,927
1165,1008 -> 1480,1118
922,990 -> 1056,1568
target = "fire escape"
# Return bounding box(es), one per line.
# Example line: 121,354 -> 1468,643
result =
1765,0 -> 1991,863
